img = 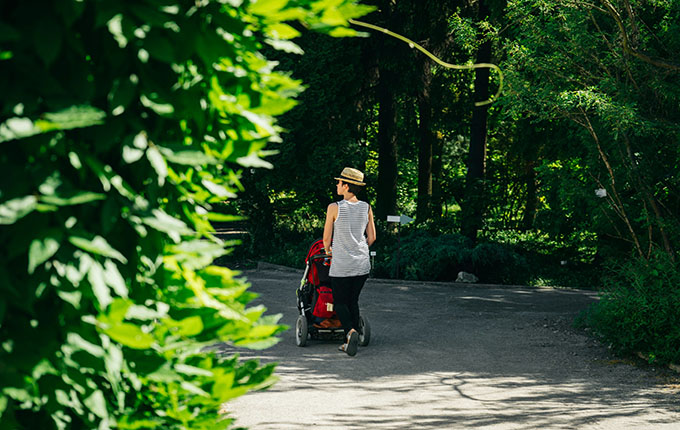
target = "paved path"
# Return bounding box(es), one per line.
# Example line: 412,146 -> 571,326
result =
222,267 -> 680,429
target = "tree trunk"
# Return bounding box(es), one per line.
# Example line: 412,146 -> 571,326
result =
461,1 -> 492,240
376,67 -> 399,222
521,162 -> 537,230
416,57 -> 434,222
431,131 -> 444,218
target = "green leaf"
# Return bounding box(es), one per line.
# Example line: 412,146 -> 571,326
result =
66,332 -> 105,358
69,235 -> 128,264
180,381 -> 209,397
40,191 -> 106,206
0,107 -> 105,143
28,233 -> 62,274
0,117 -> 39,142
103,322 -> 155,349
109,77 -> 137,113
175,364 -> 213,377
107,14 -> 128,48
234,337 -> 280,350
88,260 -> 112,308
126,304 -> 165,321
0,395 -> 7,418
140,94 -> 174,116
327,26 -> 361,37
145,33 -> 175,63
141,209 -> 193,242
205,213 -> 244,222
171,316 -> 203,337
236,152 -> 274,169
265,23 -> 301,40
248,0 -> 288,16
117,418 -> 162,430
202,179 -> 237,198
104,260 -> 128,297
159,146 -> 219,166
107,299 -> 132,324
37,106 -> 106,131
147,146 -> 167,186
248,324 -> 282,338
83,390 -> 108,419
265,39 -> 304,54
0,196 -> 37,224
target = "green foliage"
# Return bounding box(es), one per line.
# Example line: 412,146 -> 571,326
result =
372,230 -> 530,284
500,0 -> 680,259
0,0 -> 372,429
581,252 -> 680,365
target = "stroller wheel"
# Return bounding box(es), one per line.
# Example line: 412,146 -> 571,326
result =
295,315 -> 308,347
358,315 -> 371,346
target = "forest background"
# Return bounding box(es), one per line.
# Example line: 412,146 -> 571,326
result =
228,0 -> 680,366
0,0 -> 678,429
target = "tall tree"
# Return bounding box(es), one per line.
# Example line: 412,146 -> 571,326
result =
461,0 -> 493,239
374,0 -> 401,221
502,0 -> 680,260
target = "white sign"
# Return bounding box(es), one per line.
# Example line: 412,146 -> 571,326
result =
399,214 -> 414,225
387,214 -> 415,225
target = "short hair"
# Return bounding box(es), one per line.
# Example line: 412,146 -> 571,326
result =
341,181 -> 364,195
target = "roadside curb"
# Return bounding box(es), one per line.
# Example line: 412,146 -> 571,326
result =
636,352 -> 680,374
253,262 -> 598,294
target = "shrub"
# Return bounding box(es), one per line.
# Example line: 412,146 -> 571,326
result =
393,231 -> 472,281
0,1 -> 372,429
471,242 -> 530,284
582,251 -> 680,365
373,230 -> 530,284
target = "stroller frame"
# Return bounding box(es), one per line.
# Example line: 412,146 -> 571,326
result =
295,239 -> 371,347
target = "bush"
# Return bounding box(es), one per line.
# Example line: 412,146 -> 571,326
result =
582,252 -> 680,365
471,242 -> 530,284
483,229 -> 601,289
0,1 -> 372,429
372,230 -> 530,284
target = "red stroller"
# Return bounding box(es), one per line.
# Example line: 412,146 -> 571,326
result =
295,239 -> 371,347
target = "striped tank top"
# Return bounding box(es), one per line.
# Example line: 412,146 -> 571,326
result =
330,199 -> 371,277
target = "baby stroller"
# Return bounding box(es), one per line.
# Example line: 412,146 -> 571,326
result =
295,239 -> 371,347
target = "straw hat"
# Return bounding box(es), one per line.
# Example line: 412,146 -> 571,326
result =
335,167 -> 366,186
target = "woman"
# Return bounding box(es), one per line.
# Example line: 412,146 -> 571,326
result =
323,167 -> 376,356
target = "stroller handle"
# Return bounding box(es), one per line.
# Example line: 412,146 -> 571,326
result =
309,253 -> 331,261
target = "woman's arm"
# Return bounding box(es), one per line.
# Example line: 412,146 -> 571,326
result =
323,203 -> 338,253
366,206 -> 376,247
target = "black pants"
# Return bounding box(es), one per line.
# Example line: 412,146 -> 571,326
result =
330,274 -> 368,336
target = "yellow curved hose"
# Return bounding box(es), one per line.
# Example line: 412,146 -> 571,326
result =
349,19 -> 503,107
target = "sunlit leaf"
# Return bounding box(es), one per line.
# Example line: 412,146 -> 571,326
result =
147,146 -> 167,186
40,192 -> 106,206
88,260 -> 112,308
28,233 -> 62,274
69,236 -> 128,264
103,322 -> 154,349
0,196 -> 37,224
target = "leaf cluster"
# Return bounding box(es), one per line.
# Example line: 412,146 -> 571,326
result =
0,0 -> 372,429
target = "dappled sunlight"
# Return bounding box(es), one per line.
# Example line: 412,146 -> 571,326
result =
223,270 -> 679,429
228,368 -> 677,429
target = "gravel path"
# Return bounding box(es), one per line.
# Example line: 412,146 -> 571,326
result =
222,267 -> 680,429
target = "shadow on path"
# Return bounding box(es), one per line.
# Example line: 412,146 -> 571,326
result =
222,269 -> 680,430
